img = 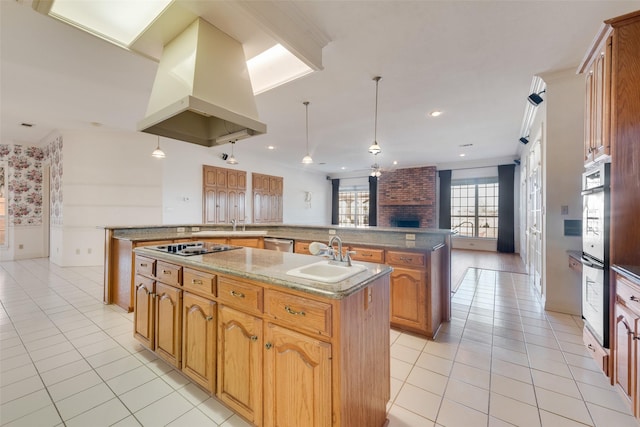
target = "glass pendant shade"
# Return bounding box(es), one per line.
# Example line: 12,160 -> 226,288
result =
151,137 -> 165,158
301,101 -> 313,164
226,141 -> 238,164
369,76 -> 382,155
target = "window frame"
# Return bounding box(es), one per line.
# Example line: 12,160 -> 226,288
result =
338,186 -> 370,227
450,177 -> 499,239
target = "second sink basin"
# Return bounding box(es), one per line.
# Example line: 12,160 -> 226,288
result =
286,260 -> 367,283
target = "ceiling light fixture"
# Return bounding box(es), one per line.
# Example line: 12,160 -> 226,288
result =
226,141 -> 238,165
368,76 -> 382,155
301,101 -> 313,164
151,136 -> 165,158
527,90 -> 546,106
429,111 -> 442,117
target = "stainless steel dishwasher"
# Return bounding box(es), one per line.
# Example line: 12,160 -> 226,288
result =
264,238 -> 294,252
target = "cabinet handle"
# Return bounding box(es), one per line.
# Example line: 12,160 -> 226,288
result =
192,279 -> 203,285
284,306 -> 306,316
250,335 -> 258,342
206,316 -> 213,321
587,344 -> 595,352
630,296 -> 639,302
265,342 -> 273,350
230,290 -> 245,298
399,257 -> 413,262
362,253 -> 372,257
162,270 -> 171,275
140,263 -> 148,267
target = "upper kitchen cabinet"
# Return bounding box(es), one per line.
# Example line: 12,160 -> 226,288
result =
203,165 -> 247,225
581,30 -> 612,166
252,173 -> 283,224
579,10 -> 640,266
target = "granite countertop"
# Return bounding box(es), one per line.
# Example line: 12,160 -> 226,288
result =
115,226 -> 449,251
613,265 -> 640,284
134,246 -> 393,300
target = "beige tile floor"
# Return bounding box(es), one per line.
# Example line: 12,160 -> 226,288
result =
0,259 -> 638,427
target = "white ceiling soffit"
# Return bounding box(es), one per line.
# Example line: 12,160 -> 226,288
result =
31,0 -> 329,71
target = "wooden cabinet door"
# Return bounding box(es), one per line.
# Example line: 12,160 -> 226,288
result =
390,267 -> 427,331
204,187 -> 216,224
228,190 -> 239,223
237,172 -> 247,189
253,193 -> 262,223
155,283 -> 182,368
217,189 -> 228,224
228,171 -> 238,189
584,65 -> 594,164
216,169 -> 227,188
263,323 -> 331,427
133,276 -> 155,349
615,301 -> 636,401
218,305 -> 263,425
204,166 -> 217,186
183,292 -> 216,392
592,37 -> 611,162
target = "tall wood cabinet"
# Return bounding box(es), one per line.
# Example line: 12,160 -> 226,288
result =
252,173 -> 283,223
203,165 -> 246,225
579,10 -> 640,266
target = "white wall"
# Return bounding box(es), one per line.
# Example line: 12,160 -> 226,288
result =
521,68 -> 584,315
160,136 -> 331,225
54,129 -> 163,266
49,131 -> 331,266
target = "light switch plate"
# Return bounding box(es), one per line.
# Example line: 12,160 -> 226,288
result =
329,229 -> 336,235
405,233 -> 416,241
176,227 -> 186,233
191,227 -> 200,232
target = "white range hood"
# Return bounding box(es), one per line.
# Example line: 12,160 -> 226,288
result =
138,18 -> 266,146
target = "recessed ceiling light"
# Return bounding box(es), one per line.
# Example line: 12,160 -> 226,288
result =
341,166 -> 346,170
459,153 -> 466,157
393,160 -> 398,165
429,111 -> 443,117
267,145 -> 275,150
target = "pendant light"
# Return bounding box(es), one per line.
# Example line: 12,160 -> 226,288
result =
151,136 -> 165,158
368,76 -> 382,155
226,141 -> 238,165
301,101 -> 313,164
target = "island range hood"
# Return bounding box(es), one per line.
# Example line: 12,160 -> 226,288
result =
138,18 -> 266,147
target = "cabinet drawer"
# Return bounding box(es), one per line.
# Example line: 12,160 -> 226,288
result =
218,277 -> 263,314
616,274 -> 640,314
135,255 -> 155,277
386,250 -> 426,268
294,241 -> 311,255
183,268 -> 216,297
583,327 -> 609,376
349,247 -> 384,263
265,290 -> 332,338
156,261 -> 182,287
230,237 -> 263,249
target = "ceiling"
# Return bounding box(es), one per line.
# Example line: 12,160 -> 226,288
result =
2,1 -> 638,176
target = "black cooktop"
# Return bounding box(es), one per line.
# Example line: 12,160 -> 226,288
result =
150,242 -> 242,256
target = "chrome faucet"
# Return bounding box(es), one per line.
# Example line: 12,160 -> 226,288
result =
328,236 -> 355,266
231,219 -> 237,232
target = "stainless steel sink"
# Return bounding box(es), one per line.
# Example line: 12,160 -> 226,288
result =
286,260 -> 367,283
191,230 -> 267,237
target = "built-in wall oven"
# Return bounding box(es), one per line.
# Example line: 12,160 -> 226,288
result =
581,163 -> 610,348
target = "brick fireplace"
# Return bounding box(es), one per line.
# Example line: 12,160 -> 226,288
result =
378,166 -> 437,228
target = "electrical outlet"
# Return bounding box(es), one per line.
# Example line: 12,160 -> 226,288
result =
191,227 -> 200,232
176,227 -> 186,233
405,233 -> 416,241
328,229 -> 336,235
18,244 -> 23,250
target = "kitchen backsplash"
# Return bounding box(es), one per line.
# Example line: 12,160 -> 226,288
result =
0,136 -> 63,226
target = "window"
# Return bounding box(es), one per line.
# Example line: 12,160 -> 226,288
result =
338,189 -> 369,227
451,178 -> 498,238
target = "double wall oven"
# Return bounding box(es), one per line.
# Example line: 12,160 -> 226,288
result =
581,163 -> 610,348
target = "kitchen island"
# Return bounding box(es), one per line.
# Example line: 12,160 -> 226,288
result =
132,245 -> 392,427
104,224 -> 454,338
